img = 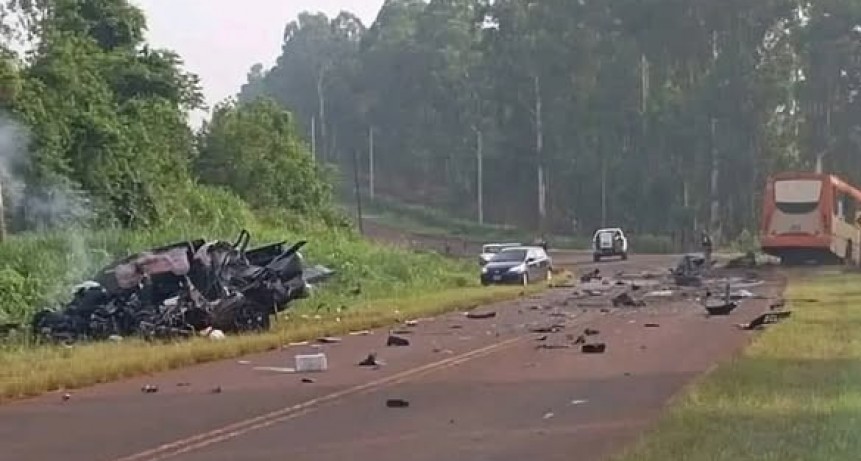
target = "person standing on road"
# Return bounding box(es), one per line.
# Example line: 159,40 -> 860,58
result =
701,231 -> 713,267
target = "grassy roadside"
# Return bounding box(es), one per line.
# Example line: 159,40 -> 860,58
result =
0,283 -> 547,403
614,271 -> 861,461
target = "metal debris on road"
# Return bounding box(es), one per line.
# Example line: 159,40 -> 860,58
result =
466,311 -> 497,319
386,399 -> 410,408
141,385 -> 159,394
358,353 -> 380,367
581,343 -> 606,354
387,335 -> 410,347
316,337 -> 342,344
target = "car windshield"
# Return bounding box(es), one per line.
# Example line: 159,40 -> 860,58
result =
491,249 -> 527,262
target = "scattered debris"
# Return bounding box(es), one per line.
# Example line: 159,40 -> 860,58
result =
295,353 -> 328,372
386,398 -> 410,408
348,330 -> 371,336
387,335 -> 410,347
254,366 -> 296,373
316,337 -> 342,344
535,335 -> 548,341
644,290 -> 673,298
404,320 -> 419,327
358,353 -> 380,367
726,251 -> 757,268
210,386 -> 222,394
466,311 -> 497,320
530,325 -> 565,334
176,382 -> 191,387
672,254 -> 708,286
390,329 -> 413,335
612,292 -> 646,307
644,323 -> 660,328
141,384 -> 159,394
543,412 -> 555,419
584,328 -> 600,336
537,344 -> 570,350
237,360 -> 251,365
61,393 -> 71,401
31,229 -> 336,344
301,377 -> 315,384
570,399 -> 588,406
582,343 -> 606,354
580,269 -> 601,282
738,310 -> 792,330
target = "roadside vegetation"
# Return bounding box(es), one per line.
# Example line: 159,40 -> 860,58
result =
0,1 -> 547,402
614,272 -> 861,461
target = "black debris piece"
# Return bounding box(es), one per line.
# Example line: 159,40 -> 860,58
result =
580,268 -> 601,283
317,337 -> 342,344
301,377 -> 315,384
30,229 -> 336,345
210,386 -> 222,394
358,353 -> 379,367
386,399 -> 410,408
584,328 -> 600,336
612,292 -> 645,307
739,310 -> 792,330
466,311 -> 497,320
387,335 -> 410,347
581,343 -> 606,354
535,335 -> 548,341
572,335 -> 586,345
672,254 -> 707,286
705,301 -> 737,316
530,325 -> 564,334
644,323 -> 660,328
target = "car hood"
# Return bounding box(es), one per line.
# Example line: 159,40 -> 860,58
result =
484,261 -> 523,270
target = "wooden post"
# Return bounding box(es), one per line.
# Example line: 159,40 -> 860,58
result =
0,178 -> 5,242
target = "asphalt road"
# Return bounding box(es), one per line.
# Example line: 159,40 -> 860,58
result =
0,254 -> 786,461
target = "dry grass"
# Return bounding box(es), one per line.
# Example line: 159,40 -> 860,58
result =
613,271 -> 861,461
0,283 -> 544,404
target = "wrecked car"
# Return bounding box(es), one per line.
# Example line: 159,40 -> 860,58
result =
30,229 -> 335,344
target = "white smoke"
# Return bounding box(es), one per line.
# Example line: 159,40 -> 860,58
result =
0,113 -> 94,232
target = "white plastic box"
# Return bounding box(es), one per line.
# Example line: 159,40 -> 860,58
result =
295,353 -> 328,372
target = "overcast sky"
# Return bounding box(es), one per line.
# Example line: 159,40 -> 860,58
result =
130,1 -> 385,125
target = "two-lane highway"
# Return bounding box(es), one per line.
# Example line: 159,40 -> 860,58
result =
0,254 -> 785,461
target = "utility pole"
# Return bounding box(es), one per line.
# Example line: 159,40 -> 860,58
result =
310,116 -> 317,161
534,75 -> 546,234
352,148 -> 364,235
601,153 -> 607,227
368,126 -> 375,200
476,128 -> 484,225
0,179 -> 5,243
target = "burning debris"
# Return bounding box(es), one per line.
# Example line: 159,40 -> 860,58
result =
30,229 -> 335,344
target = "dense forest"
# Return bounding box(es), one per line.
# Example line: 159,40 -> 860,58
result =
239,0 -> 861,243
0,0 -> 335,235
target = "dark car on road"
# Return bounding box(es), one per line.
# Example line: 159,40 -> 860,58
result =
480,246 -> 552,286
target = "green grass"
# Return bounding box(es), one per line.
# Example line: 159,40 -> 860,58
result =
0,284 -> 542,403
614,271 -> 861,461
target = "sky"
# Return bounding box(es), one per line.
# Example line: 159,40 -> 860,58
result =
130,1 -> 385,126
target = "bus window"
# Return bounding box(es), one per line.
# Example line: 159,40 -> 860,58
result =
774,179 -> 822,214
844,194 -> 856,224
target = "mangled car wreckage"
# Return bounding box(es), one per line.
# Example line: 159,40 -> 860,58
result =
31,230 -> 335,343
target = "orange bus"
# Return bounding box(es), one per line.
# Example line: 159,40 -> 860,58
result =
761,171 -> 861,265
